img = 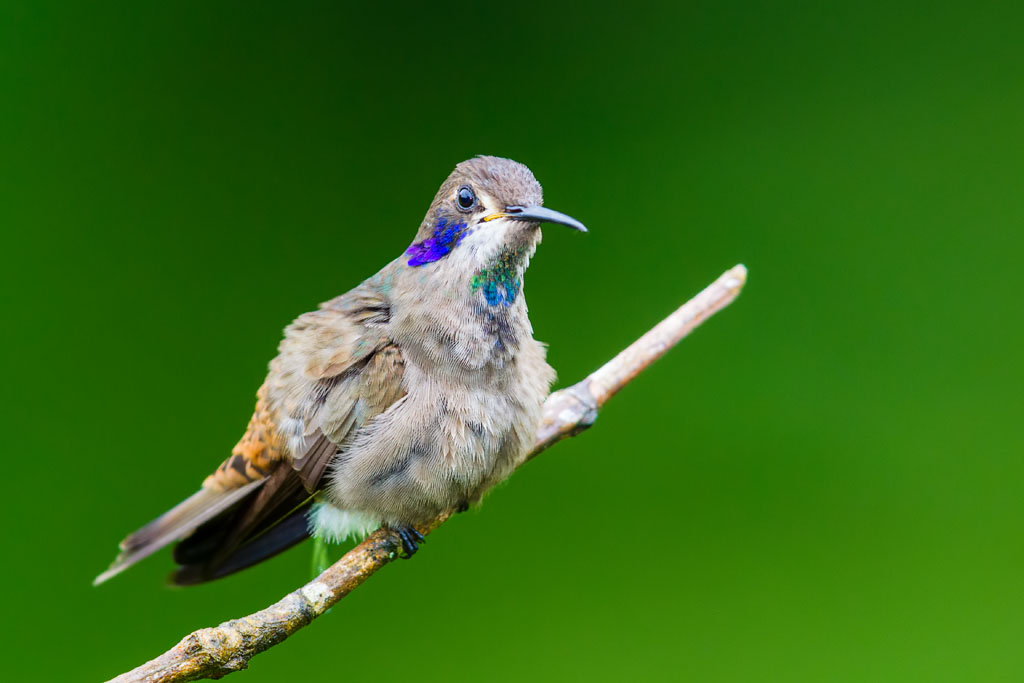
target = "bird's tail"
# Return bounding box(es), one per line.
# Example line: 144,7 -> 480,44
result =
92,479 -> 264,585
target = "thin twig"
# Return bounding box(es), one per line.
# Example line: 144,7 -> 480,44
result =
108,264 -> 748,683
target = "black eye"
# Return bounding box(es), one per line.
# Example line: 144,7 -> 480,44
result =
456,185 -> 476,211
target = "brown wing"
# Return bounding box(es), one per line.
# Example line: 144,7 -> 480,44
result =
264,277 -> 406,492
95,274 -> 407,586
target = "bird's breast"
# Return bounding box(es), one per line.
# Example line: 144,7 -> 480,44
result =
325,350 -> 551,523
392,291 -> 532,378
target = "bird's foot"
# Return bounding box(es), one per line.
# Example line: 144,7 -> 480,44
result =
392,525 -> 425,559
455,500 -> 470,514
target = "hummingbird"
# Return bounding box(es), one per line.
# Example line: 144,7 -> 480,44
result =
95,156 -> 586,585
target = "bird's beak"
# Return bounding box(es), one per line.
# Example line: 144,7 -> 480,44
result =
503,205 -> 588,233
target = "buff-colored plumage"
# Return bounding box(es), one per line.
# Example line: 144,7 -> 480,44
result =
96,156 -> 580,585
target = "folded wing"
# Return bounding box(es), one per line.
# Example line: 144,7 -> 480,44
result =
95,276 -> 406,585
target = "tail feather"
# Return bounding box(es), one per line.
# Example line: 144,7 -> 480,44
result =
171,510 -> 311,585
168,464 -> 315,584
93,479 -> 264,586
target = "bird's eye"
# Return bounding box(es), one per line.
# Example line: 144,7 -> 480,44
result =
456,185 -> 476,211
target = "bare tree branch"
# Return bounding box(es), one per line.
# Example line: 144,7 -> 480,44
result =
108,264 -> 748,683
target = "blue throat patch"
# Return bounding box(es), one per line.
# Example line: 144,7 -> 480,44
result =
471,247 -> 524,307
406,216 -> 472,267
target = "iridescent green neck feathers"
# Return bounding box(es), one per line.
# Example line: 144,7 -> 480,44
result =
471,247 -> 526,307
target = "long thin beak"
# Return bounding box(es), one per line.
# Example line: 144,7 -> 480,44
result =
504,205 -> 588,232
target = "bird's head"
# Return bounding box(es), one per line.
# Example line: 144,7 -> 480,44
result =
405,156 -> 586,271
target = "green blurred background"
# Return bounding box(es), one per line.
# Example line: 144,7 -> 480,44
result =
3,1 -> 1023,680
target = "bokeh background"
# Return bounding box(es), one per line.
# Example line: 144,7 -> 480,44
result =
3,2 -> 1023,681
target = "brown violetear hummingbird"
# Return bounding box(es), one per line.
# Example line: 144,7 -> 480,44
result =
96,156 -> 586,585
